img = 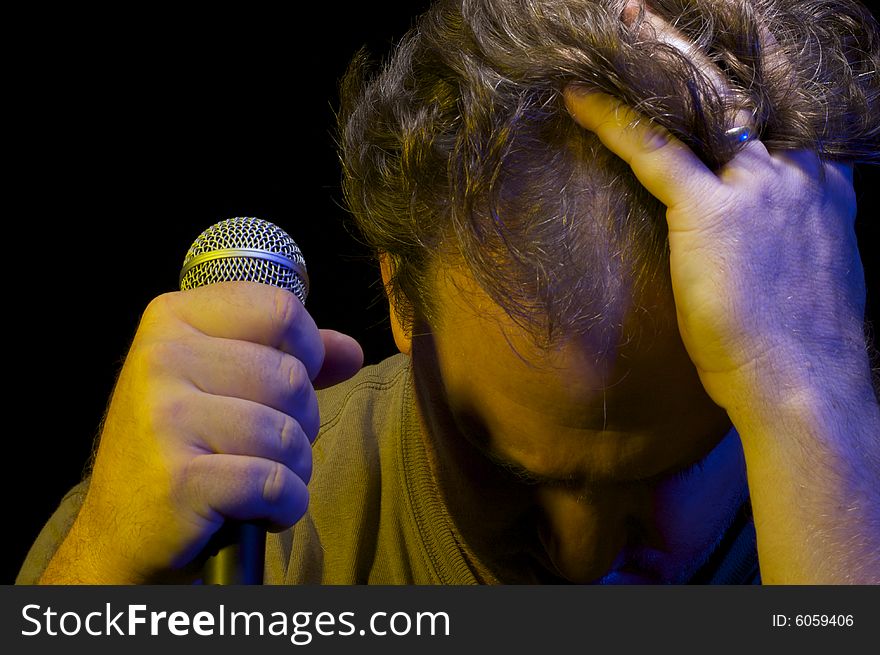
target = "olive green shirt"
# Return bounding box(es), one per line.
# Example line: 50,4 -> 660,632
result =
18,354 -> 759,584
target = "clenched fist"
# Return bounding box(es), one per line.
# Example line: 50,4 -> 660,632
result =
41,282 -> 363,583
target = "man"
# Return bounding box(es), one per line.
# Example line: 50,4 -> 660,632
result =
20,0 -> 880,584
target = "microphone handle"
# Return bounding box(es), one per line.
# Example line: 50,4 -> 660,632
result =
203,523 -> 265,585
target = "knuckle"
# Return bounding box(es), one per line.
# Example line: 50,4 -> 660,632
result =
271,288 -> 302,331
142,292 -> 176,326
261,462 -> 290,506
277,414 -> 298,455
138,339 -> 188,377
279,354 -> 310,400
151,394 -> 190,433
632,117 -> 671,155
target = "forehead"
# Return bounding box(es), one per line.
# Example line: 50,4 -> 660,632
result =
428,261 -> 670,391
425,263 -> 727,483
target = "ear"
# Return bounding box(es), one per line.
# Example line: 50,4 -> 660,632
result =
379,253 -> 412,356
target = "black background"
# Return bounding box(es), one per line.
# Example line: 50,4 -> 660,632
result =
7,3 -> 879,584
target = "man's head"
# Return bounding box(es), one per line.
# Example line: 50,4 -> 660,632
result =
338,0 -> 879,582
340,0 -> 879,350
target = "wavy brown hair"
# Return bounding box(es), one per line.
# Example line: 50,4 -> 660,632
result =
338,0 -> 880,346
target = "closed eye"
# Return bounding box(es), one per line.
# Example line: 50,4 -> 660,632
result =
486,448 -> 707,489
484,451 -> 580,488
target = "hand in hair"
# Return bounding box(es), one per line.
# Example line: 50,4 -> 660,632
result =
564,86 -> 879,583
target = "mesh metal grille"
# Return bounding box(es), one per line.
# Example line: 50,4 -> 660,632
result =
179,217 -> 308,304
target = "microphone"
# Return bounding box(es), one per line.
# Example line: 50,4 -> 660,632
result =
179,216 -> 310,585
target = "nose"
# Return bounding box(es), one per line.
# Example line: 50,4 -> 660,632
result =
536,486 -> 634,583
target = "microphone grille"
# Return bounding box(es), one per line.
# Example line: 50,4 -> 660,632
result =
179,217 -> 309,304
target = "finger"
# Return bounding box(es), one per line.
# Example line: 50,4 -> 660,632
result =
152,281 -> 325,380
172,394 -> 313,483
564,88 -> 720,214
313,330 -> 364,390
184,454 -> 309,531
165,337 -> 320,440
622,1 -> 755,130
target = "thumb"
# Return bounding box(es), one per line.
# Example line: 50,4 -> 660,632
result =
312,330 -> 364,389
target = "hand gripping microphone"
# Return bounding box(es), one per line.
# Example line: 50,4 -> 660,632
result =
179,216 -> 310,585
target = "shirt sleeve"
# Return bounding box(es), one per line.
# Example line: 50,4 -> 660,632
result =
16,479 -> 90,584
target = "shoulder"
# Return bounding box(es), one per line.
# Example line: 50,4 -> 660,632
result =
315,353 -> 411,437
308,352 -> 412,496
266,353 -> 417,583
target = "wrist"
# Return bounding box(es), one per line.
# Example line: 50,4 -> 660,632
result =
710,346 -> 879,472
711,349 -> 880,584
702,336 -> 876,420
40,497 -> 142,585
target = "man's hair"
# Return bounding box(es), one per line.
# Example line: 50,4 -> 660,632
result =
338,0 -> 880,346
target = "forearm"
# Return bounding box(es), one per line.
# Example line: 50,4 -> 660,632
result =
38,504 -> 138,585
39,526 -> 111,585
722,354 -> 880,584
